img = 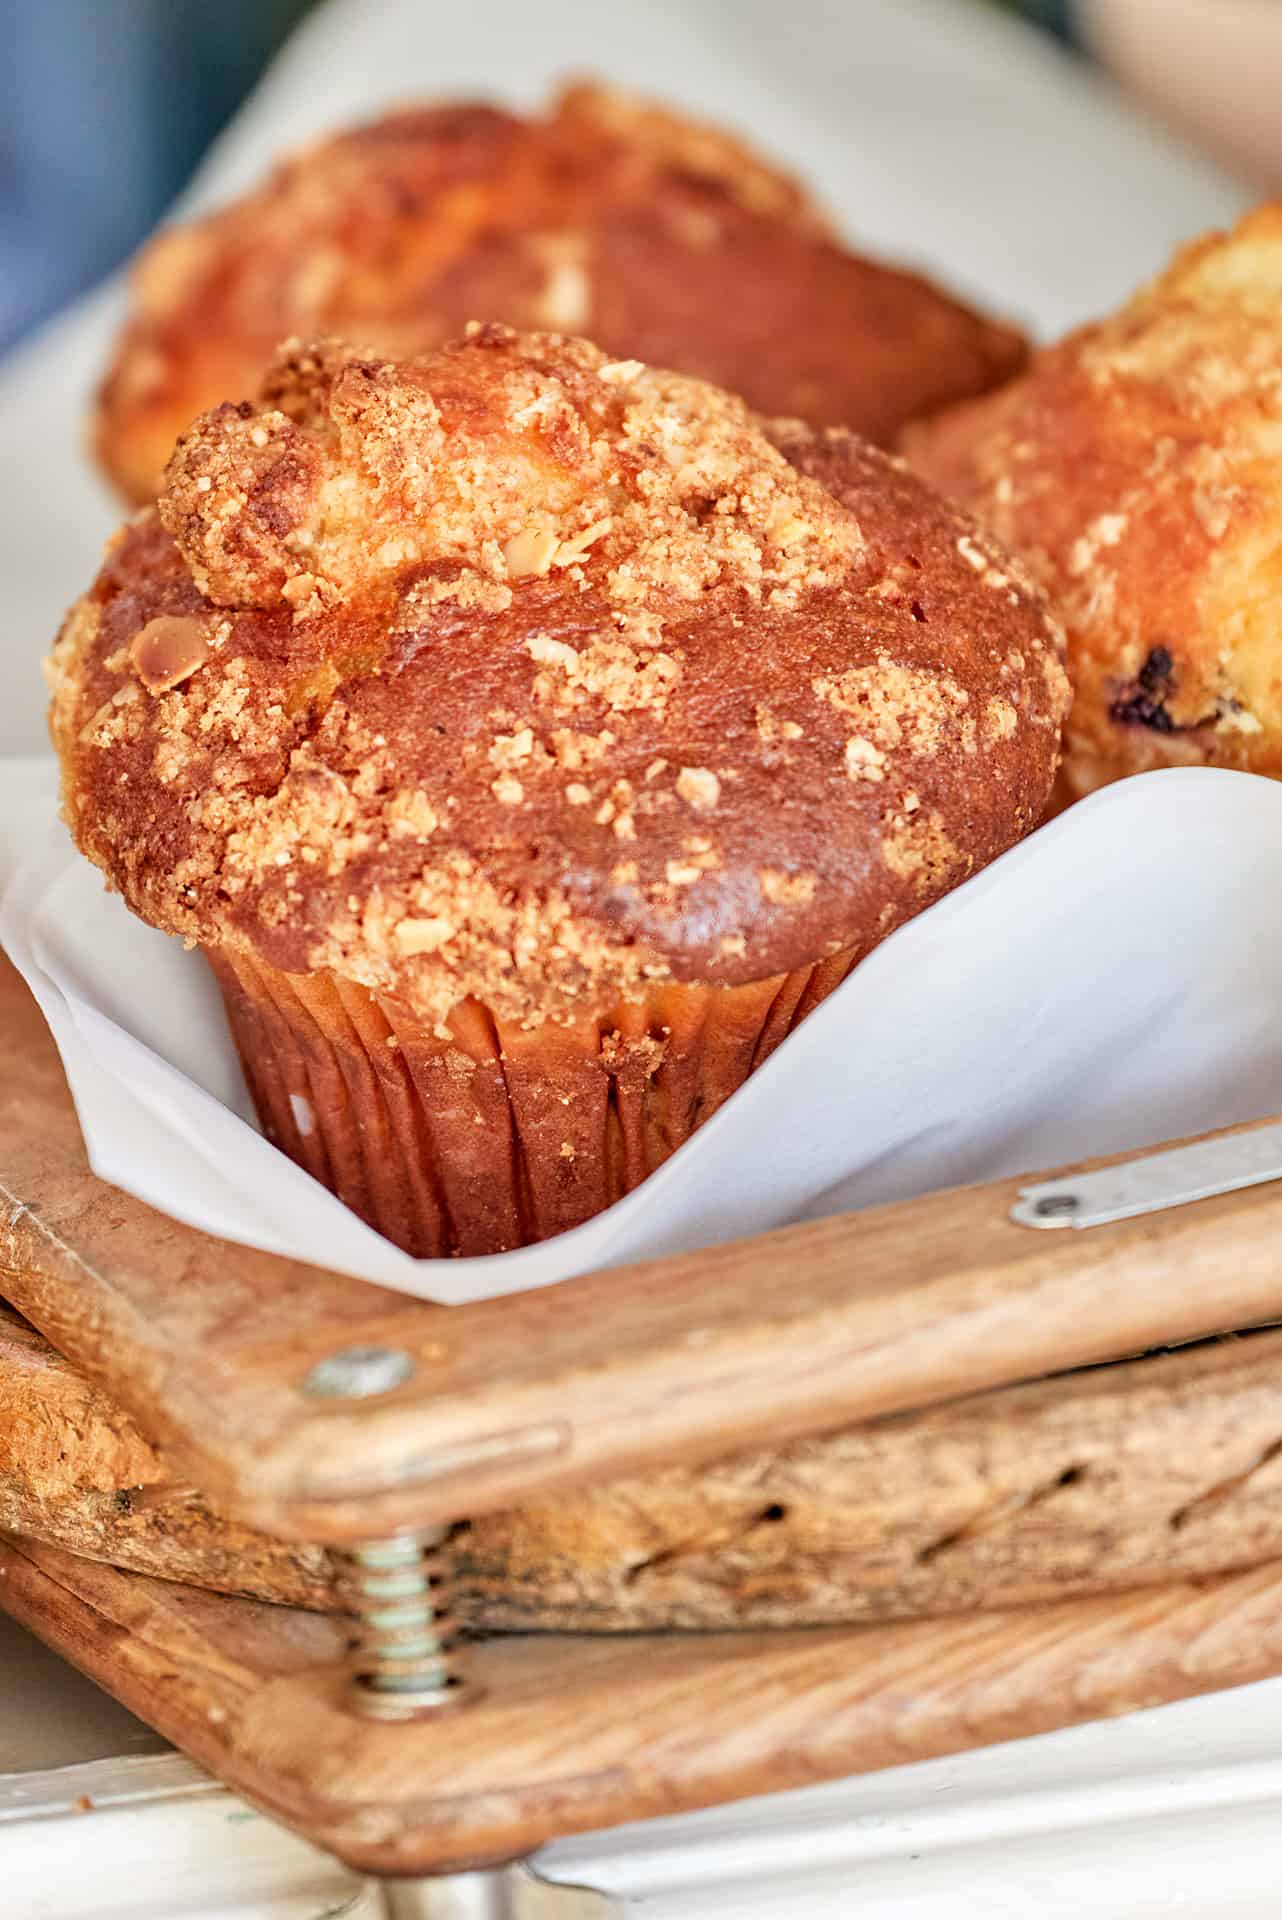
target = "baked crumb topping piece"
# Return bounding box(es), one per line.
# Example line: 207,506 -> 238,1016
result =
906,201 -> 1282,799
159,328 -> 861,629
94,80 -> 1027,505
54,329 -> 1067,1027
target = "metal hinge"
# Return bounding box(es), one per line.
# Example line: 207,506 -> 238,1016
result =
1011,1121 -> 1282,1230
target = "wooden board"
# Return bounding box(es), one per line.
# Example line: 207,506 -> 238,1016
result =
0,1304 -> 336,1610
8,953 -> 1282,1544
7,1534 -> 1282,1876
7,1297 -> 1282,1629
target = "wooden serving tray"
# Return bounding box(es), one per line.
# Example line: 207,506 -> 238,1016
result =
8,1532 -> 1282,1877
7,1299 -> 1282,1629
8,948 -> 1282,1873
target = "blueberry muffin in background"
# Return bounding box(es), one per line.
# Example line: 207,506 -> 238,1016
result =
53,326 -> 1067,1257
906,203 -> 1282,805
94,80 -> 1028,507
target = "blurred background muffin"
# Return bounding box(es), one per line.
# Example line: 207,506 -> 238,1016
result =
906,203 -> 1282,802
49,327 -> 1067,1255
93,80 -> 1028,505
7,0 -> 1279,367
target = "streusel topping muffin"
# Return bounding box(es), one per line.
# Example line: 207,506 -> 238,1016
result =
55,327 -> 1067,1255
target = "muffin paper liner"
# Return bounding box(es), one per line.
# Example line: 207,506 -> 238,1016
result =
7,757 -> 1282,1304
209,947 -> 858,1259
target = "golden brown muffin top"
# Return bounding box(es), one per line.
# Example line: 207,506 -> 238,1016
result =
906,202 -> 1282,799
95,80 -> 1027,505
54,328 -> 1067,1027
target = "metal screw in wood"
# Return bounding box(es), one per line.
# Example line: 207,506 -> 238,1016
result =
300,1343 -> 467,1718
345,1529 -> 467,1721
302,1344 -> 415,1399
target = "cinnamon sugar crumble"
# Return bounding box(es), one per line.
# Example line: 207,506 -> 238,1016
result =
881,809 -> 967,889
398,569 -> 513,617
955,532 -> 1011,591
844,736 -> 888,782
395,915 -> 454,956
760,868 -> 817,906
162,328 -> 861,651
527,633 -> 682,715
550,726 -> 614,769
489,728 -> 536,769
675,766 -> 720,811
385,787 -> 441,840
812,660 -> 970,755
755,705 -> 803,746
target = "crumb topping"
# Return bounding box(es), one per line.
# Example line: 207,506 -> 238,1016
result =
161,329 -> 859,642
812,660 -> 970,755
675,765 -> 720,811
54,336 -> 1066,1025
760,868 -> 817,906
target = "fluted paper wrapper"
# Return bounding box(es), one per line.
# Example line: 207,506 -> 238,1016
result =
5,757 -> 1282,1304
209,945 -> 857,1260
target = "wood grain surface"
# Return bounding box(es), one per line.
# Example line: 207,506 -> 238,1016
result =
7,953 -> 1282,1544
7,1534 -> 1282,1875
8,1297 -> 1282,1629
456,1326 -> 1282,1629
0,1304 -> 335,1610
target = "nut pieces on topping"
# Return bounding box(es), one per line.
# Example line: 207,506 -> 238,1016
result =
129,616 -> 211,694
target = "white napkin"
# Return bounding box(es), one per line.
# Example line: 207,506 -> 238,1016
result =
6,755 -> 1282,1305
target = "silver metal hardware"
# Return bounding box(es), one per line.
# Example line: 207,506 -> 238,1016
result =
383,1862 -> 621,1918
1011,1121 -> 1282,1231
302,1345 -> 414,1398
345,1529 -> 466,1721
297,1347 -> 465,1717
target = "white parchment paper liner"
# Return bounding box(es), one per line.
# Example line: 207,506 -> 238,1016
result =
5,756 -> 1282,1304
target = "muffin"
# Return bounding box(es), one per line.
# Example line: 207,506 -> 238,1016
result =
95,80 -> 1027,506
52,327 -> 1067,1257
906,203 -> 1282,803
